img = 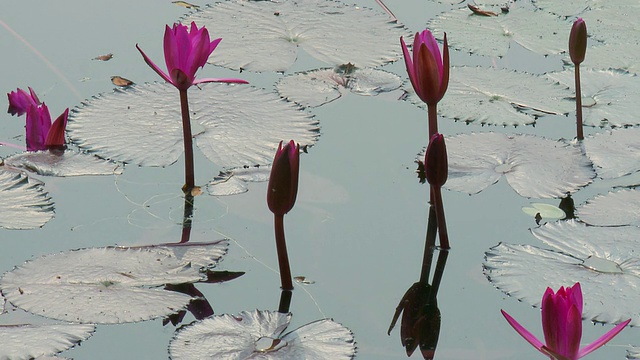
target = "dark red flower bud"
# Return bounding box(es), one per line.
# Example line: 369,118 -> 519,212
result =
569,18 -> 587,66
267,140 -> 300,216
425,133 -> 448,188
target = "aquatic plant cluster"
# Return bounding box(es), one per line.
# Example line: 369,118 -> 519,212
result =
0,0 -> 639,358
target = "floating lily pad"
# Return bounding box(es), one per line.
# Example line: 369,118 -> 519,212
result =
0,322 -> 95,359
583,127 -> 640,179
628,346 -> 640,359
427,67 -> 573,126
184,0 -> 408,72
0,241 -> 228,324
427,133 -> 594,198
276,66 -> 403,108
484,220 -> 640,325
428,6 -> 567,58
522,203 -> 565,220
576,189 -> 640,226
169,309 -> 356,359
585,43 -> 640,75
532,0 -> 595,16
0,168 -> 54,230
207,166 -> 271,196
546,69 -> 640,128
67,83 -> 318,169
581,6 -> 640,46
4,150 -> 121,177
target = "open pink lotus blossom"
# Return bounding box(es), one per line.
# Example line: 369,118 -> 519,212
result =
502,282 -> 630,359
136,22 -> 248,91
400,30 -> 449,106
7,87 -> 68,151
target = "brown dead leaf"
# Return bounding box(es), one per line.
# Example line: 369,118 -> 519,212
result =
172,1 -> 199,9
111,76 -> 134,87
92,53 -> 113,61
468,4 -> 498,17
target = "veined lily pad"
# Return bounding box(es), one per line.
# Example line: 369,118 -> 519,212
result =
0,168 -> 54,230
429,67 -> 574,126
169,310 -> 356,359
427,133 -> 594,198
628,346 -> 640,359
581,6 -> 640,46
0,322 -> 95,359
67,83 -> 318,169
4,150 -> 121,177
576,189 -> 640,226
276,66 -> 403,108
207,166 -> 271,196
532,0 -> 596,16
546,69 -> 640,128
184,0 -> 408,72
585,43 -> 640,75
583,127 -> 640,179
428,6 -> 567,58
0,241 -> 228,324
484,220 -> 640,325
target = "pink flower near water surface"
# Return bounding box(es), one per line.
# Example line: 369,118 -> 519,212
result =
7,87 -> 68,151
400,30 -> 449,106
136,22 -> 248,91
501,282 -> 630,360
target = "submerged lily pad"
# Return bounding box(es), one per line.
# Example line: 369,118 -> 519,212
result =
428,133 -> 594,198
428,6 -> 567,58
0,168 -> 54,230
522,203 -> 565,220
0,322 -> 95,359
184,0 -> 408,72
276,66 -> 403,108
484,220 -> 640,325
583,128 -> 640,179
169,309 -> 356,359
576,189 -> 640,226
429,67 -> 574,126
546,69 -> 640,128
207,166 -> 271,196
0,241 -> 228,324
4,150 -> 121,177
67,83 -> 318,169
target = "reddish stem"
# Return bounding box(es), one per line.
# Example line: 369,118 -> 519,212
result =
432,186 -> 449,249
274,214 -> 294,291
574,65 -> 584,141
179,89 -> 195,192
427,104 -> 438,139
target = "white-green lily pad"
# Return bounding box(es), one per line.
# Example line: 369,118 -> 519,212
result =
0,241 -> 228,324
581,6 -> 640,46
276,66 -> 403,108
583,127 -> 640,179
427,133 -> 594,198
628,346 -> 640,359
207,166 -> 271,196
522,203 -> 565,220
532,0 -> 596,16
428,6 -> 568,58
0,167 -> 54,230
0,322 -> 95,359
576,189 -> 640,226
169,309 -> 356,359
4,150 -> 121,177
484,220 -> 640,325
67,82 -> 318,169
184,0 -> 408,72
546,69 -> 640,128
431,67 -> 574,126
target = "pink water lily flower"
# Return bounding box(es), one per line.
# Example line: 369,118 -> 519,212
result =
502,282 -> 630,359
136,22 -> 248,91
7,87 -> 68,151
400,30 -> 449,107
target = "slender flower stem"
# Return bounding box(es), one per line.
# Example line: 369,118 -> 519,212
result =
574,65 -> 584,141
432,186 -> 449,249
427,104 -> 438,138
274,214 -> 294,291
179,89 -> 195,192
420,205 -> 438,283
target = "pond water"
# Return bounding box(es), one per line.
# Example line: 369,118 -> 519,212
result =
1,0 -> 638,359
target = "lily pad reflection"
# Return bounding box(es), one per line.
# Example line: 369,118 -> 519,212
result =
484,220 -> 640,325
0,168 -> 54,229
425,133 -> 594,198
207,166 -> 271,196
0,241 -> 228,324
169,309 -> 356,359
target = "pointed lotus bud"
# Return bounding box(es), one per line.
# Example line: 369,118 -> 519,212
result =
7,87 -> 40,116
400,30 -> 449,106
267,140 -> 300,216
569,18 -> 587,66
425,133 -> 448,188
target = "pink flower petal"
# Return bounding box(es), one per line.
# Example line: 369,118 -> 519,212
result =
136,44 -> 173,86
501,310 -> 546,352
45,108 -> 69,148
192,77 -> 250,85
578,319 -> 631,358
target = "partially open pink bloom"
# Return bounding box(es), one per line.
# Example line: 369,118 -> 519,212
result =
569,18 -> 587,66
267,140 -> 300,216
136,22 -> 248,91
7,87 -> 68,151
501,282 -> 630,360
425,133 -> 448,188
400,30 -> 449,106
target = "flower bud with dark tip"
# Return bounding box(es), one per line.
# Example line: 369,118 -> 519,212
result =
267,140 -> 300,216
569,18 -> 587,66
425,133 -> 448,188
